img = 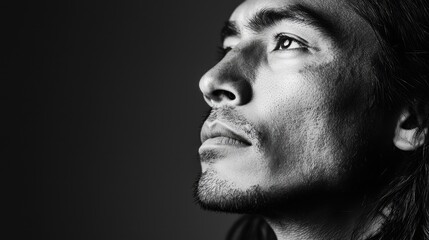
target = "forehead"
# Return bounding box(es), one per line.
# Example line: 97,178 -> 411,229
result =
232,0 -> 348,21
229,0 -> 371,40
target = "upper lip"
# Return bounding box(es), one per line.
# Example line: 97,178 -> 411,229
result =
201,120 -> 252,145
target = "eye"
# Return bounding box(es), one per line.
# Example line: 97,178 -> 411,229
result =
273,34 -> 306,51
217,46 -> 232,60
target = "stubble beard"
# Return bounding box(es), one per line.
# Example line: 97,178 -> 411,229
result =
194,106 -> 273,214
192,157 -> 375,216
193,168 -> 271,214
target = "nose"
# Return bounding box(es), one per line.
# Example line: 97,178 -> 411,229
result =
199,50 -> 253,108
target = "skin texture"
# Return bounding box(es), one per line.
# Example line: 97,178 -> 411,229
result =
195,0 -> 400,239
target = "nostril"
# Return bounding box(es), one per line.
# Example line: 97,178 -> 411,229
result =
213,90 -> 236,101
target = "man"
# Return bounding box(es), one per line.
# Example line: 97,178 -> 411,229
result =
194,0 -> 429,239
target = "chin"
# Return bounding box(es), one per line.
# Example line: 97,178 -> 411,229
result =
193,169 -> 270,214
193,166 -> 362,216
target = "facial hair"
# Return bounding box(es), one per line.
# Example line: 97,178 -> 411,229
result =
194,106 -> 271,213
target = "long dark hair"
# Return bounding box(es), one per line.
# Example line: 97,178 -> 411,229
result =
227,1 -> 429,239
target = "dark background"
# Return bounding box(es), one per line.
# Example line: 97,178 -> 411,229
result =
2,0 -> 243,239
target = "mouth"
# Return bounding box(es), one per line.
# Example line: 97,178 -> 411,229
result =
200,120 -> 252,148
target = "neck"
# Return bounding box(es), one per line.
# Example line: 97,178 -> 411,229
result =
263,202 -> 384,240
264,211 -> 354,240
266,218 -> 352,240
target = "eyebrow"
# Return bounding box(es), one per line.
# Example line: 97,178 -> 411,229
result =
220,4 -> 341,43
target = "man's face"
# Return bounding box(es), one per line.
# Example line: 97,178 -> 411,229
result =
196,0 -> 391,212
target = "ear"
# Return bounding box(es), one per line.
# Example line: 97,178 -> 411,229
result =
393,109 -> 427,151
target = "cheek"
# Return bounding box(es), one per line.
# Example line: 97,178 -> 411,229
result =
251,58 -> 373,185
252,67 -> 334,181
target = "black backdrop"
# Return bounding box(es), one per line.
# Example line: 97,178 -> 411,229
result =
3,0 -> 243,239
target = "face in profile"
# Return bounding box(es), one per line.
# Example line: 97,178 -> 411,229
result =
195,0 -> 396,213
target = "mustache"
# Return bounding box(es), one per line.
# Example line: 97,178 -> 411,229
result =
202,106 -> 263,145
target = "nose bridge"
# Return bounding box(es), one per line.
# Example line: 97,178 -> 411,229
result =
199,40 -> 265,107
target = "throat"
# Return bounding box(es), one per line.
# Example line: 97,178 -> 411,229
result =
265,216 -> 353,240
263,206 -> 386,240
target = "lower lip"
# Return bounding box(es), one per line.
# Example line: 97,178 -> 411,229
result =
200,137 -> 250,149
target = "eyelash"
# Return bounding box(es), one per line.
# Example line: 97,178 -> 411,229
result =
216,34 -> 307,60
273,33 -> 307,51
217,46 -> 232,60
